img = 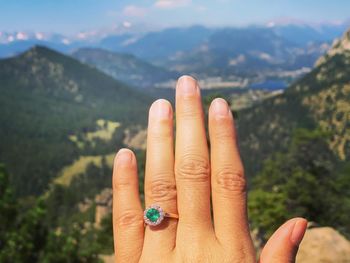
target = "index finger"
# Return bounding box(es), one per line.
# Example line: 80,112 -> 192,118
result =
112,149 -> 144,262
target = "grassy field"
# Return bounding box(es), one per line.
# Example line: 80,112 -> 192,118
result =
54,153 -> 115,186
69,119 -> 121,149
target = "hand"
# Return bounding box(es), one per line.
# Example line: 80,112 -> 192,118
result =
112,76 -> 307,263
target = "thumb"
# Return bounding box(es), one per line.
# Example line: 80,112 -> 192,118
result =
259,218 -> 307,263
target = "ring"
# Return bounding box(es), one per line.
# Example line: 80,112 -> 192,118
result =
143,204 -> 179,226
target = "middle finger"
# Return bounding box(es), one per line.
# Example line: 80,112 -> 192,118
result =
175,76 -> 212,234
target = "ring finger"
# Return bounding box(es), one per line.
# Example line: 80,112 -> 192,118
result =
143,99 -> 178,254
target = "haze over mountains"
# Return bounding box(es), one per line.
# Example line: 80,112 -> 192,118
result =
0,23 -> 348,92
1,23 -> 347,57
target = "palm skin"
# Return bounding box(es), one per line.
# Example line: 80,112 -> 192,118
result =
112,76 -> 307,263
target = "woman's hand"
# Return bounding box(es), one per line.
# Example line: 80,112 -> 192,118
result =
112,76 -> 307,263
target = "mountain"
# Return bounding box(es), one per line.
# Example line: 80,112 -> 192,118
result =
98,24 -> 346,62
98,33 -> 137,53
237,28 -> 350,175
95,25 -> 336,89
162,27 -> 330,90
0,40 -> 69,58
99,25 -> 214,63
166,27 -> 305,73
72,48 -> 179,88
0,46 -> 151,196
272,23 -> 348,45
170,27 -> 333,73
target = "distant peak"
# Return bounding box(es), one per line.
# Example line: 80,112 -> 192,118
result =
19,45 -> 61,59
333,27 -> 350,50
30,45 -> 53,52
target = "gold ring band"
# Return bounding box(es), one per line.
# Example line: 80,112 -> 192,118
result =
164,212 -> 179,219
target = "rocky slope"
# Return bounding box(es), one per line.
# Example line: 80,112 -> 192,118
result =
316,28 -> 350,66
297,226 -> 350,262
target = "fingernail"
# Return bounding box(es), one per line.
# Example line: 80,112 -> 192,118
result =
211,98 -> 230,117
177,75 -> 198,95
290,218 -> 307,246
116,149 -> 132,166
150,99 -> 171,119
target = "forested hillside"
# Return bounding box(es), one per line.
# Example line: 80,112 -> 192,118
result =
0,46 -> 151,196
237,29 -> 350,176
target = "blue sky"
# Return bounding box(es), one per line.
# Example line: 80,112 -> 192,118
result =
0,0 -> 349,34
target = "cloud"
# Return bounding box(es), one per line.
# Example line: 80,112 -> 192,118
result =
122,21 -> 132,28
154,0 -> 192,9
16,32 -> 28,40
35,32 -> 44,40
122,5 -> 147,17
7,35 -> 15,42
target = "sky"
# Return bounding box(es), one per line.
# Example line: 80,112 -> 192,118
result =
0,0 -> 349,35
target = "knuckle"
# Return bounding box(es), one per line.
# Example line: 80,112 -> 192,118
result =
113,176 -> 136,191
146,176 -> 177,202
178,105 -> 202,119
224,246 -> 255,263
215,166 -> 246,195
115,210 -> 143,228
176,154 -> 210,183
214,124 -> 235,141
148,124 -> 172,140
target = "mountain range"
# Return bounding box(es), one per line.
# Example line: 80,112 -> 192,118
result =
1,24 -> 348,91
72,48 -> 179,88
90,24 -> 348,63
163,27 -> 327,75
1,24 -> 346,58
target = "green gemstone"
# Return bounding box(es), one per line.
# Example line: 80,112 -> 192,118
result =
146,208 -> 160,222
